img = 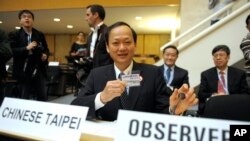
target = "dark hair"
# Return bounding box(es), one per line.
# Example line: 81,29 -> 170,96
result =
246,14 -> 250,26
104,21 -> 137,45
162,45 -> 179,55
18,9 -> 34,20
87,4 -> 105,20
212,45 -> 230,55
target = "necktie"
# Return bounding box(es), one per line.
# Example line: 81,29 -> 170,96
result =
217,71 -> 226,93
166,68 -> 171,83
27,34 -> 32,55
118,72 -> 129,109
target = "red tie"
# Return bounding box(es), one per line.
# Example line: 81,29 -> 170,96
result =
217,71 -> 226,93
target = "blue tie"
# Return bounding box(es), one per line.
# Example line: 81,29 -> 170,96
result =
166,68 -> 171,83
118,72 -> 129,109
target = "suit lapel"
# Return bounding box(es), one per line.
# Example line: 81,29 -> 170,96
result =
211,68 -> 219,91
227,67 -> 233,93
128,62 -> 142,109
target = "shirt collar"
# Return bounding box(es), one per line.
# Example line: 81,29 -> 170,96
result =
114,61 -> 133,79
164,64 -> 175,71
216,67 -> 228,75
90,22 -> 104,32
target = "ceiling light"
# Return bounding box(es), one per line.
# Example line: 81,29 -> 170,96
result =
67,25 -> 73,28
53,18 -> 60,22
15,26 -> 21,30
0,21 -> 2,24
135,17 -> 142,20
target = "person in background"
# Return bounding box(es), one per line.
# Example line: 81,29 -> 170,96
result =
8,9 -> 50,101
85,4 -> 113,68
198,45 -> 249,115
0,29 -> 13,105
209,0 -> 236,25
160,45 -> 189,91
240,14 -> 250,66
71,21 -> 198,121
69,31 -> 87,58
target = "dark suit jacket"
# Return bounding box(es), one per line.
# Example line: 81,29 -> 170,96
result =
86,24 -> 113,68
160,65 -> 189,89
0,29 -> 12,80
198,66 -> 249,114
71,62 -> 171,121
8,28 -> 49,80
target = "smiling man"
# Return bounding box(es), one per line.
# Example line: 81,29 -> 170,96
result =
198,45 -> 249,115
71,21 -> 198,121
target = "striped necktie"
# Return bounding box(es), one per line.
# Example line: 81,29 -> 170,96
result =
118,72 -> 129,109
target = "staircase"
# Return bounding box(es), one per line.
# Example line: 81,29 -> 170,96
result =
156,1 -> 250,87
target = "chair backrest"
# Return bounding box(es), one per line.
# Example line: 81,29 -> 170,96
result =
202,94 -> 250,121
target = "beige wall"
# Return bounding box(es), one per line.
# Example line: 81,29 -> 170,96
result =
180,0 -> 211,43
46,33 -> 170,64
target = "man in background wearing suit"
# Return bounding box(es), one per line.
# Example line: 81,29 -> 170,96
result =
85,4 -> 113,68
198,45 -> 249,115
0,29 -> 13,105
71,21 -> 198,121
160,45 -> 189,91
8,10 -> 49,101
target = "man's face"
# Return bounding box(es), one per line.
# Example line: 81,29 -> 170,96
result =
106,25 -> 136,68
85,8 -> 96,27
163,48 -> 178,67
19,13 -> 33,28
213,50 -> 229,69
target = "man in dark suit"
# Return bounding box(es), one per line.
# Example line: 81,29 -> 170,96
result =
160,45 -> 189,90
85,4 -> 113,68
71,21 -> 198,121
198,45 -> 249,115
0,29 -> 13,105
8,10 -> 49,101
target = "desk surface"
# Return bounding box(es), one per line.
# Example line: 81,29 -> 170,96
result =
0,120 -> 115,141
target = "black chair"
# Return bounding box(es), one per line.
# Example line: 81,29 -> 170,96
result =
202,94 -> 250,121
46,66 -> 61,96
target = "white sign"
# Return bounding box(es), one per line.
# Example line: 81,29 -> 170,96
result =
48,61 -> 59,66
115,110 -> 250,141
0,98 -> 88,141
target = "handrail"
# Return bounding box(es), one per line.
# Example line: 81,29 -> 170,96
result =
177,2 -> 250,52
160,1 -> 237,51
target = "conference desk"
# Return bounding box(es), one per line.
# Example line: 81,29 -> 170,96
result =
0,120 -> 115,141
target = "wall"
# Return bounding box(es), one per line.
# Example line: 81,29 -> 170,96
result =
45,33 -> 170,64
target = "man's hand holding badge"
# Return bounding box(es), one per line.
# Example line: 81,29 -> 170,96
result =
100,73 -> 142,104
121,73 -> 141,87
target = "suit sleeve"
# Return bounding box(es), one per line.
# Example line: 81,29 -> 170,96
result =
198,72 -> 214,103
71,70 -> 98,119
154,68 -> 170,114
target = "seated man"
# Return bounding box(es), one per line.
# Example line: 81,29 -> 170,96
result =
160,45 -> 189,90
71,21 -> 198,121
198,45 -> 249,115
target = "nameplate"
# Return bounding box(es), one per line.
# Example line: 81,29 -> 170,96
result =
48,61 -> 59,66
0,97 -> 88,141
116,110 -> 250,141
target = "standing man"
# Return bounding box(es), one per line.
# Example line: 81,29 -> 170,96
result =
71,21 -> 198,121
240,14 -> 250,65
85,4 -> 113,68
0,29 -> 13,105
8,10 -> 49,101
160,45 -> 189,90
198,45 -> 249,115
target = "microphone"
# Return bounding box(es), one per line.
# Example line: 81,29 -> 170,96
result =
172,93 -> 186,115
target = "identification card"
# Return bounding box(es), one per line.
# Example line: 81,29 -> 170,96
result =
121,74 -> 141,87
